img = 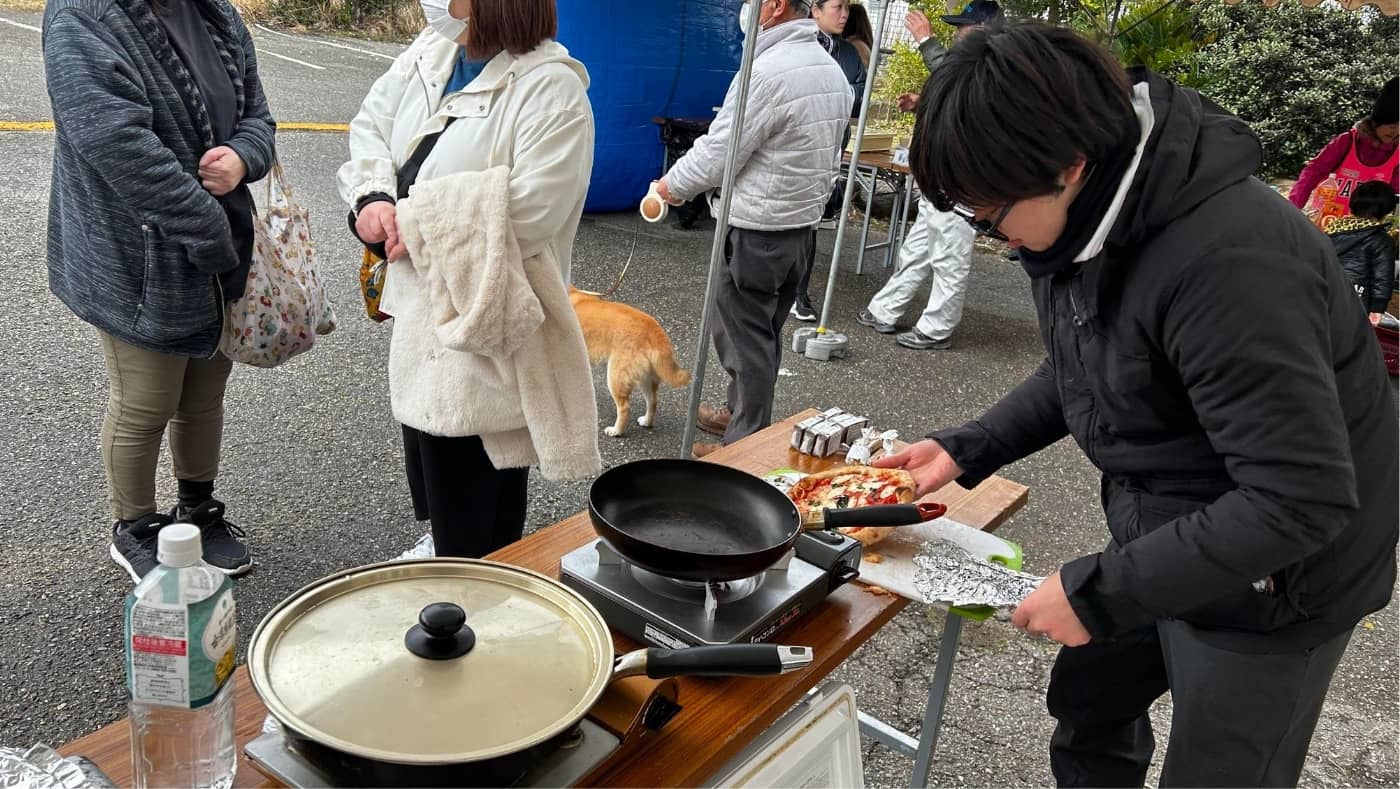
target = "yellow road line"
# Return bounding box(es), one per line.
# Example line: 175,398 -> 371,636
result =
0,121 -> 349,133
281,122 -> 350,132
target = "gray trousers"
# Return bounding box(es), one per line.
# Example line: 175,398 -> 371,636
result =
713,226 -> 814,444
1048,618 -> 1352,787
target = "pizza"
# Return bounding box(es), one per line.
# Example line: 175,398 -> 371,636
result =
786,466 -> 917,547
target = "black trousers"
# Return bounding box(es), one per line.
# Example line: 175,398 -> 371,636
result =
401,426 -> 529,558
1048,618 -> 1351,787
712,226 -> 813,444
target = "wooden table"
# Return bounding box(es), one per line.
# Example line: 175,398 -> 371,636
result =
60,410 -> 1027,788
840,150 -> 916,276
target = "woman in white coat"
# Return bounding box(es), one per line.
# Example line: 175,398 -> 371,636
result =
339,0 -> 597,557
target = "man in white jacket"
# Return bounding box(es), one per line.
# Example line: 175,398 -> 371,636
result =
855,2 -> 1001,351
657,0 -> 851,456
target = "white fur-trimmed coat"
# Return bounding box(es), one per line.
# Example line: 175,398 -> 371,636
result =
388,166 -> 601,480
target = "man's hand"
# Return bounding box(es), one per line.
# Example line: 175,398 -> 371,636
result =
905,9 -> 933,42
1369,312 -> 1383,326
897,92 -> 920,113
198,146 -> 247,196
1012,571 -> 1091,647
873,438 -> 963,497
355,201 -> 397,245
656,178 -> 683,206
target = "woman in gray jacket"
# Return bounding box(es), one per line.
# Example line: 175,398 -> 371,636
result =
43,0 -> 276,582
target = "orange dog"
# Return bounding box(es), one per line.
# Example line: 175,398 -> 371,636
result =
569,287 -> 691,437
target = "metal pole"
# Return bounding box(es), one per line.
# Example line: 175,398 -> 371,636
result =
909,612 -> 964,788
678,1 -> 765,457
814,0 -> 892,331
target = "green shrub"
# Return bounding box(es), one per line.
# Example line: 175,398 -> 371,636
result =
1190,0 -> 1398,180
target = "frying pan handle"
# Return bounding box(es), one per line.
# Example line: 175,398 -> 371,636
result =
822,502 -> 947,529
614,645 -> 814,680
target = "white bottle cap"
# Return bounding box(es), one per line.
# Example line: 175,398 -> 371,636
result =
157,523 -> 203,568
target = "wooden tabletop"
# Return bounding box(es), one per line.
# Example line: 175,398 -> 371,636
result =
60,409 -> 1027,788
842,149 -> 911,175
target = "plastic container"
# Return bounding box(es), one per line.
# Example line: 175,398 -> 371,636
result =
125,524 -> 237,789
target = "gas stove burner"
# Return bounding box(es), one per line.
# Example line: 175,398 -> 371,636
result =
629,564 -> 765,606
560,535 -> 862,648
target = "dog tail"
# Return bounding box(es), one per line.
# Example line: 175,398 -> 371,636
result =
653,347 -> 692,389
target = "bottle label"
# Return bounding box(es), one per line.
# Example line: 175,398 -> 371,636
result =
125,575 -> 236,709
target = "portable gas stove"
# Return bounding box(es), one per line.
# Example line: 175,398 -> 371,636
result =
560,531 -> 863,648
245,717 -> 619,788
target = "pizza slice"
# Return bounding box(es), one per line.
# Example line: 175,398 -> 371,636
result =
787,466 -> 918,547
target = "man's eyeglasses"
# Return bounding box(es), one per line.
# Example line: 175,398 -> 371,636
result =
952,203 -> 1012,242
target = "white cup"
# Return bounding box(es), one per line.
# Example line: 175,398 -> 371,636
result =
640,181 -> 669,223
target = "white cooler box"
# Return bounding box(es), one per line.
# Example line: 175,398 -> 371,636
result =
707,682 -> 864,788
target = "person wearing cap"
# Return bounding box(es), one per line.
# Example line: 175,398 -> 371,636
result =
878,22 -> 1396,785
853,0 -> 1003,350
1289,76 -> 1398,226
655,0 -> 851,455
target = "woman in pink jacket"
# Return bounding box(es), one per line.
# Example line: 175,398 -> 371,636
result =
1289,77 -> 1397,223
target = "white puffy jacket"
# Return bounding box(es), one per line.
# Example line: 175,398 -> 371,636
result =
664,19 -> 851,231
337,32 -> 598,463
337,31 -> 593,274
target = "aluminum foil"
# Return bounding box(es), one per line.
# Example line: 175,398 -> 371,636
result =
0,745 -> 115,789
913,540 -> 1045,609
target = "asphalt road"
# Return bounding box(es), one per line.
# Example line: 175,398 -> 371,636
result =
0,10 -> 1396,786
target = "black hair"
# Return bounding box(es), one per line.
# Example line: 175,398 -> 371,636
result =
909,22 -> 1136,211
1351,180 -> 1397,221
843,4 -> 874,49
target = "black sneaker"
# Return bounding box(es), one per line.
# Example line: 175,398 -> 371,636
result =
173,499 -> 253,576
896,328 -> 953,350
110,512 -> 175,582
791,295 -> 818,322
855,309 -> 898,334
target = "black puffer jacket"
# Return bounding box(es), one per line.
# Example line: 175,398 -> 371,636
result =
817,32 -> 865,118
931,71 -> 1398,653
1328,222 -> 1397,313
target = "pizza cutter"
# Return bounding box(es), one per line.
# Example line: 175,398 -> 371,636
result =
800,501 -> 947,530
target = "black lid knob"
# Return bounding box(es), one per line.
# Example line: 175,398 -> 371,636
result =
419,602 -> 466,638
405,602 -> 476,660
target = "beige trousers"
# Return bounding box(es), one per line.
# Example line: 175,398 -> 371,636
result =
99,332 -> 233,521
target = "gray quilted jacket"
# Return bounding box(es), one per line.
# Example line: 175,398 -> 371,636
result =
664,19 -> 851,231
43,0 -> 275,357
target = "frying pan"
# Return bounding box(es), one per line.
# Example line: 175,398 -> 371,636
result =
588,459 -> 946,582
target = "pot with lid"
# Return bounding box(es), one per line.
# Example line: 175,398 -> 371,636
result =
247,558 -> 813,786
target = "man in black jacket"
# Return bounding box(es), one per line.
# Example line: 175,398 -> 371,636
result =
877,23 -> 1398,787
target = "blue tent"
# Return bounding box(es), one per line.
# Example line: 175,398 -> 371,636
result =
557,0 -> 742,212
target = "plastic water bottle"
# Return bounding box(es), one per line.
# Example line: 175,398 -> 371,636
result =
125,524 -> 237,789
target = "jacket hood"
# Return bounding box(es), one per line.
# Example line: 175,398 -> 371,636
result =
1106,69 -> 1261,250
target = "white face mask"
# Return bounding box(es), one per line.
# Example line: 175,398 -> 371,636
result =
421,0 -> 468,42
739,0 -> 761,37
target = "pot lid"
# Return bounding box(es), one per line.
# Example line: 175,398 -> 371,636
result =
248,559 -> 614,765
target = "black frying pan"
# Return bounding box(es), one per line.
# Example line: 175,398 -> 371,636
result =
587,459 -> 944,582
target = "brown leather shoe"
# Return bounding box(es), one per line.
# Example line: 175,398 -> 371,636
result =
696,403 -> 732,436
692,441 -> 723,459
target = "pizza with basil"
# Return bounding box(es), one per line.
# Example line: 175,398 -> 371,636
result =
786,466 -> 917,547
